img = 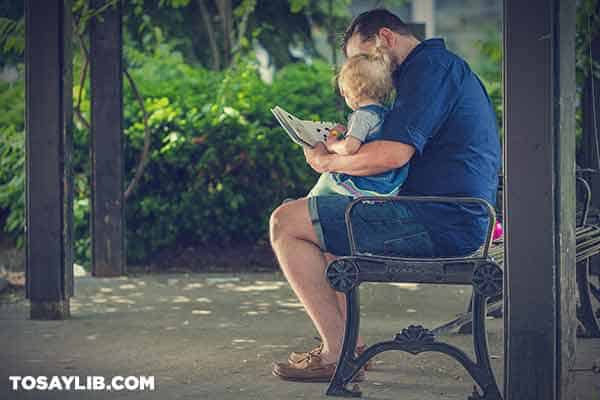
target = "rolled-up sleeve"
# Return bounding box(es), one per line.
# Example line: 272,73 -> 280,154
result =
382,55 -> 465,155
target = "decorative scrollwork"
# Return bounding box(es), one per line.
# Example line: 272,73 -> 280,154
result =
394,325 -> 435,345
326,259 -> 359,293
472,262 -> 503,298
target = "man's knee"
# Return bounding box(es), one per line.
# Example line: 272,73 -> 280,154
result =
269,202 -> 293,245
269,198 -> 313,245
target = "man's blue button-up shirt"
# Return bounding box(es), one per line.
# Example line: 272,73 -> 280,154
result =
381,38 -> 501,256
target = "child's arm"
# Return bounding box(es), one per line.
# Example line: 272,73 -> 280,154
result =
326,134 -> 362,155
325,109 -> 379,155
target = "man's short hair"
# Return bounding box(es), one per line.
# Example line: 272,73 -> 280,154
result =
342,8 -> 412,56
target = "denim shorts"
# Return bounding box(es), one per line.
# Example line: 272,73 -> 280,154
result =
307,195 -> 436,257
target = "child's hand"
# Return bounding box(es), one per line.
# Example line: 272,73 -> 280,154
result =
329,124 -> 347,138
325,132 -> 340,150
326,135 -> 362,156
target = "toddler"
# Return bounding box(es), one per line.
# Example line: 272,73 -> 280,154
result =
309,49 -> 408,197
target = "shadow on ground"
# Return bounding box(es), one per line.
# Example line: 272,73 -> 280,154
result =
0,273 -> 598,400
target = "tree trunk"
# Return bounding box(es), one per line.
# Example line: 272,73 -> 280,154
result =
196,0 -> 221,70
215,0 -> 233,66
328,0 -> 337,68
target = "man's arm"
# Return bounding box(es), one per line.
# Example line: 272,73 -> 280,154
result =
304,140 -> 414,176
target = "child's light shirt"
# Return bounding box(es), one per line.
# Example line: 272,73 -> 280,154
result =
309,103 -> 409,197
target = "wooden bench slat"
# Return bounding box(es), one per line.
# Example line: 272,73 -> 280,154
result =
487,224 -> 600,267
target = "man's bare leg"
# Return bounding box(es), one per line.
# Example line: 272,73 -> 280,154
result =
270,198 -> 364,363
324,253 -> 366,349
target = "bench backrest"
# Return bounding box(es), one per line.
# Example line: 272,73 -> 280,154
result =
496,174 -> 591,227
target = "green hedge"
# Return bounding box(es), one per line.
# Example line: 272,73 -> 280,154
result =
0,77 -> 25,248
0,47 -> 343,264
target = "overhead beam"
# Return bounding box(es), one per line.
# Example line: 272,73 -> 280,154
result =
25,0 -> 74,320
89,0 -> 125,277
503,0 -> 577,398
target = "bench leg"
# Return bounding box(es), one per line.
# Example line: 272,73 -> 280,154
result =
430,293 -> 502,336
326,287 -> 363,397
457,293 -> 503,335
470,290 -> 503,400
592,276 -> 600,302
325,288 -> 503,399
457,294 -> 475,334
576,259 -> 600,337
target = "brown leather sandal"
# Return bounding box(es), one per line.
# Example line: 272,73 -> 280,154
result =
288,341 -> 373,370
272,353 -> 365,382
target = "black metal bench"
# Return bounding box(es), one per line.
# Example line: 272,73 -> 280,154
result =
324,196 -> 503,399
445,176 -> 600,337
573,175 -> 600,337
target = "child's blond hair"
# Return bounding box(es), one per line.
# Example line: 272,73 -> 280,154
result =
337,47 -> 394,104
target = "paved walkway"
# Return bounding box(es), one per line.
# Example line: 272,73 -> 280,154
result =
0,273 -> 598,400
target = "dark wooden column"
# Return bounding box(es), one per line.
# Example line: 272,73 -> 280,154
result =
504,0 -> 576,398
89,0 -> 125,277
25,0 -> 74,320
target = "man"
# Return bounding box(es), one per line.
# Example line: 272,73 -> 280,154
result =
270,8 -> 500,382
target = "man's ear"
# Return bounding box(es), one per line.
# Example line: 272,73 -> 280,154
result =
376,28 -> 397,48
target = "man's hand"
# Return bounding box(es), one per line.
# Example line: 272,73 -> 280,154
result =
303,142 -> 331,173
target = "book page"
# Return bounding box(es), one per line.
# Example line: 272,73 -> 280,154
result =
300,120 -> 338,144
271,108 -> 307,146
271,106 -> 339,147
272,107 -> 315,146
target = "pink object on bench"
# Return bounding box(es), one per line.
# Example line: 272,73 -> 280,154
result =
492,222 -> 504,241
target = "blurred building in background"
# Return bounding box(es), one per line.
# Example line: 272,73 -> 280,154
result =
310,0 -> 501,77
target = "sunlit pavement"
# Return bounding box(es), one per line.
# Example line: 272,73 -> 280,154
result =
0,273 -> 598,400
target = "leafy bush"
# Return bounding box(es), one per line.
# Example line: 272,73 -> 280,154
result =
0,77 -> 24,131
0,44 -> 341,264
121,50 -> 340,261
472,28 -> 502,135
0,125 -> 24,247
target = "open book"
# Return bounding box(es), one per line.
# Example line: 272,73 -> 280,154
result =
271,106 -> 339,148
